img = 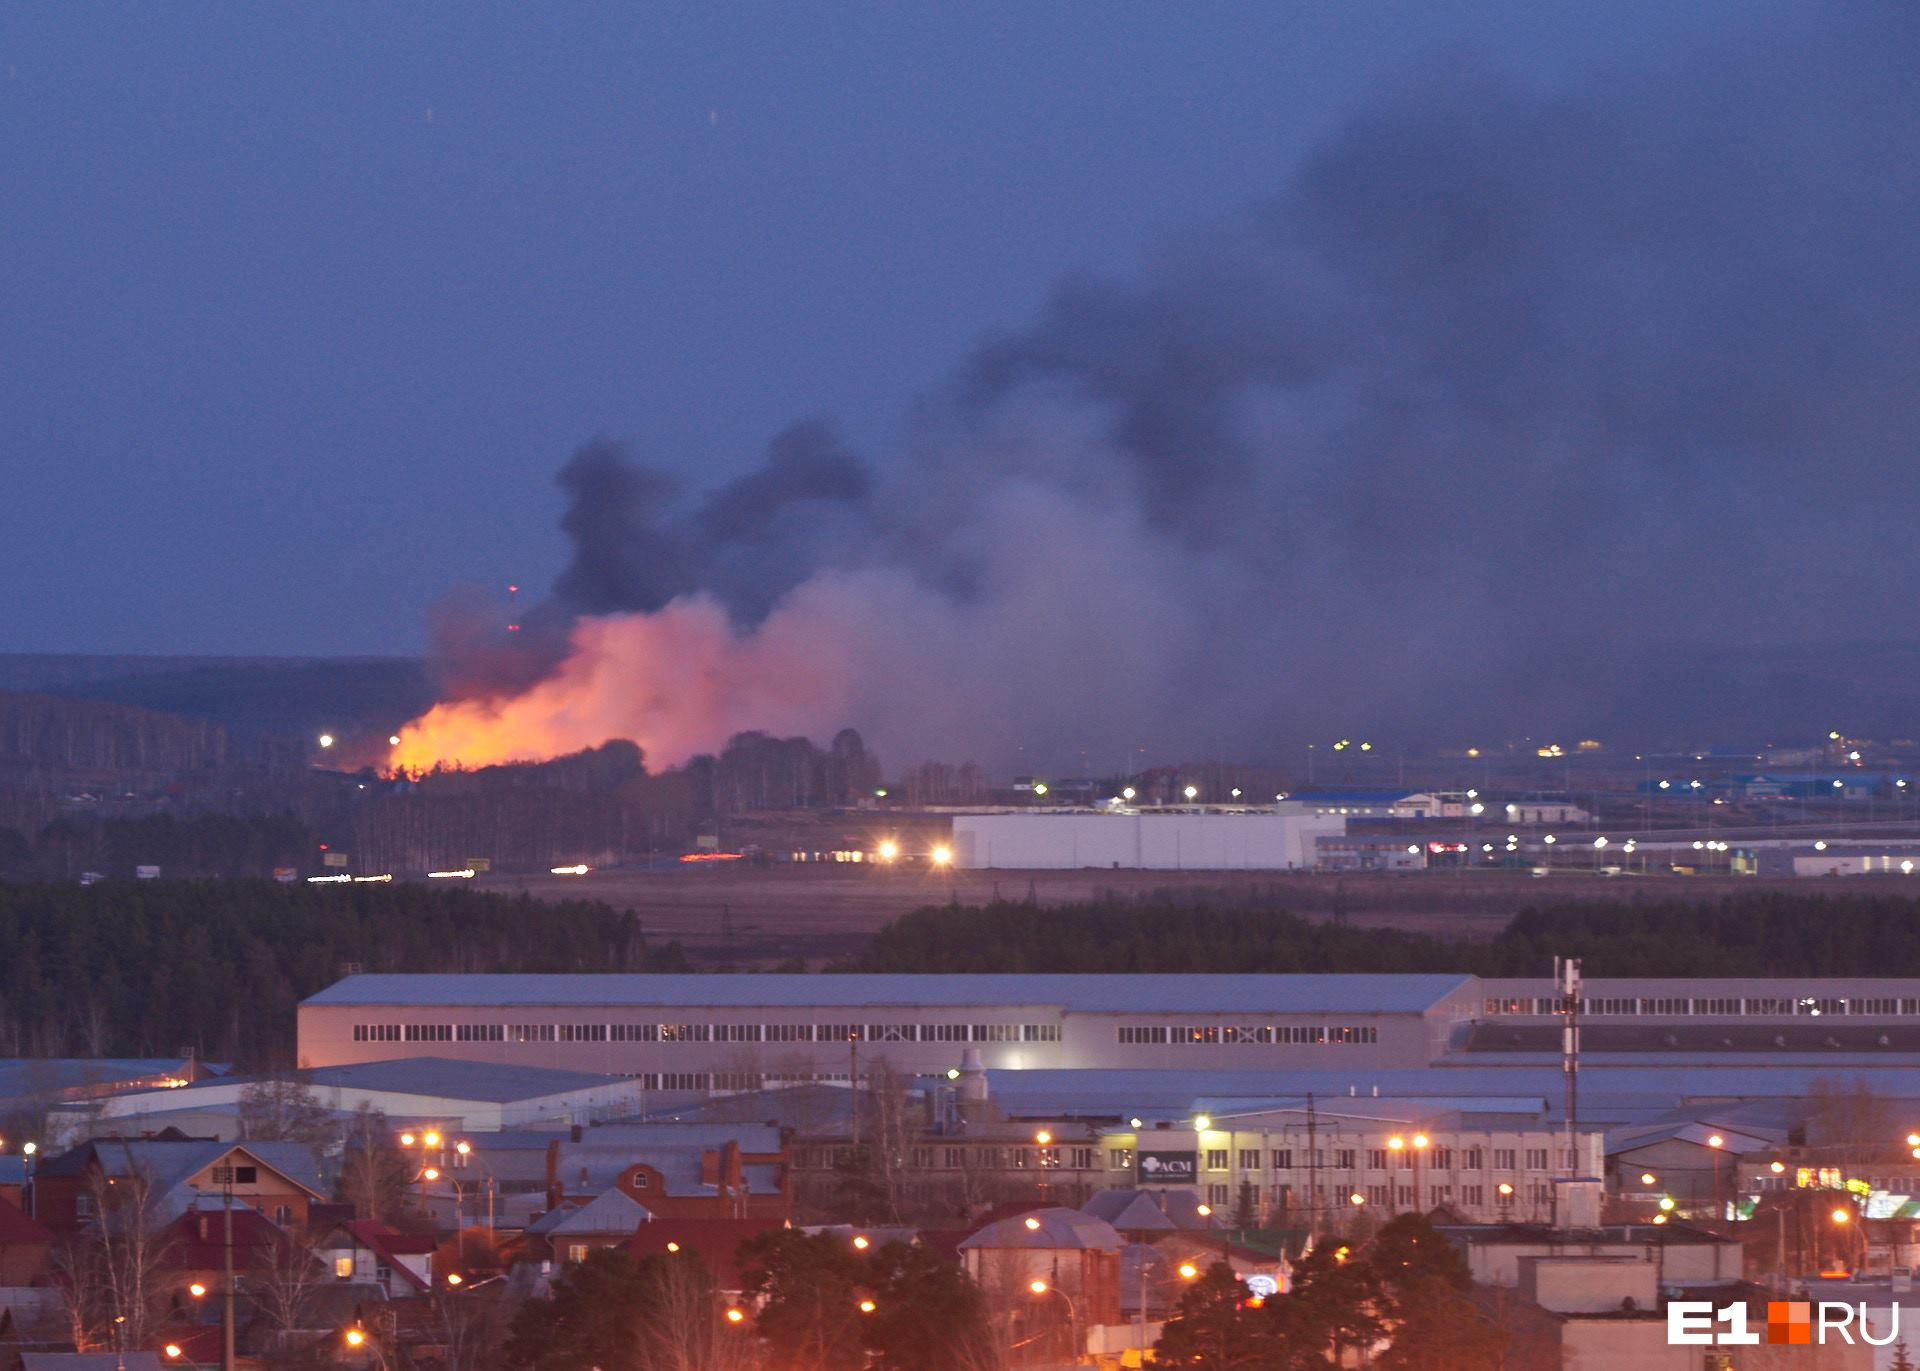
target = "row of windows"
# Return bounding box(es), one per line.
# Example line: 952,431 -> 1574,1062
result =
351,1020 -> 1063,1044
1486,995 -> 1920,1018
794,1144 -> 1101,1171
1178,1146 -> 1578,1173
605,1070 -> 858,1091
1117,1024 -> 1380,1045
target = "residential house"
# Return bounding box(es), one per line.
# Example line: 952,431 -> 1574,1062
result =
32,1139 -> 325,1239
527,1190 -> 651,1266
311,1219 -> 435,1298
546,1124 -> 790,1222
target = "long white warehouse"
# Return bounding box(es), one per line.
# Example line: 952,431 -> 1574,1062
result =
949,810 -> 1343,870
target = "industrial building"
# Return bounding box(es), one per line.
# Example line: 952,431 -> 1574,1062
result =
948,809 -> 1342,870
298,973 -> 1479,1085
295,971 -> 1920,1106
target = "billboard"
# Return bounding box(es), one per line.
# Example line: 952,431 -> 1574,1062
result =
1138,1150 -> 1198,1185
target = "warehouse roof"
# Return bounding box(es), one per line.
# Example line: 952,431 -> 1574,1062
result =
292,1057 -> 631,1102
302,973 -> 1475,1014
980,1065 -> 1920,1126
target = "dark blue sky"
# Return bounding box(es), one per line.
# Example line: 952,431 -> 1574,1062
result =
2,1 -> 1779,655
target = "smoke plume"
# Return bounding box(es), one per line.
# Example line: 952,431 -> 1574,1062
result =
397,1 -> 1920,773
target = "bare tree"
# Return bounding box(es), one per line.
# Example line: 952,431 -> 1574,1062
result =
437,1286 -> 513,1371
640,1254 -> 764,1371
250,1222 -> 327,1342
54,1155 -> 174,1352
864,1059 -> 917,1224
338,1104 -> 412,1224
238,1073 -> 338,1168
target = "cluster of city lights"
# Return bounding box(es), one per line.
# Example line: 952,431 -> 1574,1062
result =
870,839 -> 952,865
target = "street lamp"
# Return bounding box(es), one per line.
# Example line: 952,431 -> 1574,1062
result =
1028,1279 -> 1080,1362
1184,785 -> 1199,802
1707,1134 -> 1725,1224
343,1325 -> 391,1370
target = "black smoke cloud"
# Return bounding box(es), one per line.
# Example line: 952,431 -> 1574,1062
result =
428,1 -> 1920,766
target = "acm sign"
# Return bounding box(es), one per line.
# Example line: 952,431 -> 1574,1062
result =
1139,1150 -> 1198,1185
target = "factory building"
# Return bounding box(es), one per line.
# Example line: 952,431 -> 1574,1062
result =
298,972 -> 1920,1106
299,973 -> 1482,1088
949,809 -> 1343,870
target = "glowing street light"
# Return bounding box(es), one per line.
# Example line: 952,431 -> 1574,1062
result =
1121,786 -> 1136,801
1183,785 -> 1199,801
1031,782 -> 1049,797
1193,1115 -> 1212,1131
1641,1173 -> 1658,1187
725,1308 -> 746,1324
318,733 -> 335,749
1029,1279 -> 1049,1295
858,1299 -> 877,1314
345,1328 -> 366,1348
876,840 -> 899,861
1035,1130 -> 1053,1146
1349,1192 -> 1366,1206
852,1235 -> 870,1250
931,845 -> 953,866
1196,1204 -> 1212,1218
1177,1263 -> 1199,1280
1024,1217 -> 1042,1231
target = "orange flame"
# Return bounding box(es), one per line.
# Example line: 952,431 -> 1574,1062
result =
390,595 -> 854,773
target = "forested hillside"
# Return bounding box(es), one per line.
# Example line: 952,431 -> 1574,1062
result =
839,892 -> 1920,979
0,881 -> 673,1066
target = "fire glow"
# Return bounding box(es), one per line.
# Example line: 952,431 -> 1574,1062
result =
389,595 -> 857,773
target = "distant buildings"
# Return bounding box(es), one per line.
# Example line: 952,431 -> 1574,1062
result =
949,809 -> 1341,870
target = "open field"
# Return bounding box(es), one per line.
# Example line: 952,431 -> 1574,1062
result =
481,862 -> 1846,966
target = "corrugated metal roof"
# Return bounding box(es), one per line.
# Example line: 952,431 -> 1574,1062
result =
959,1206 -> 1124,1252
546,1188 -> 651,1236
301,973 -> 1474,1014
296,1057 -> 633,1102
982,1064 -> 1920,1126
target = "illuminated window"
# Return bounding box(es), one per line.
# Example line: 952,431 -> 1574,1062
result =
335,1256 -> 354,1279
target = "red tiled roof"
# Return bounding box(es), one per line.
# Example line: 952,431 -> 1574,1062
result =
0,1194 -> 52,1245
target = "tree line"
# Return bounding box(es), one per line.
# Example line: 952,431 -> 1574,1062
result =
840,890 -> 1920,978
0,880 -> 674,1066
